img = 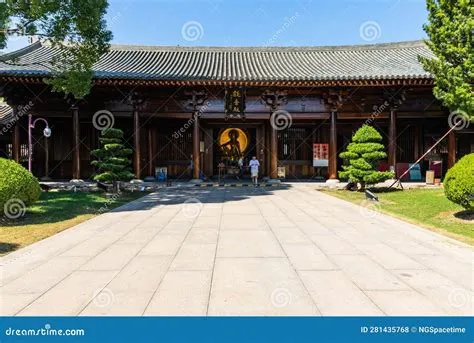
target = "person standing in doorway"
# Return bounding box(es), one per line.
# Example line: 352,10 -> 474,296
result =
237,156 -> 244,180
249,156 -> 260,186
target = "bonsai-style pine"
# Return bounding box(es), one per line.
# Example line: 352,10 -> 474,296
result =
339,125 -> 394,190
91,128 -> 134,191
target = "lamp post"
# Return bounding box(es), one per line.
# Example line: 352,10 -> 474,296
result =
28,114 -> 52,174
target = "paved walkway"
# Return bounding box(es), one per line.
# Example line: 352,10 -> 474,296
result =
1,185 -> 472,316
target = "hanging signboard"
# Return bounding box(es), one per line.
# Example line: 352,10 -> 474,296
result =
225,88 -> 246,119
313,143 -> 329,167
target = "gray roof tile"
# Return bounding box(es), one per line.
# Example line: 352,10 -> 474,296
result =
0,40 -> 434,82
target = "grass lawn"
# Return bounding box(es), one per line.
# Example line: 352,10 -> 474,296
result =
0,191 -> 147,256
322,188 -> 474,245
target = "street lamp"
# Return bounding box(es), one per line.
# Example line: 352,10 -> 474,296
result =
28,114 -> 52,174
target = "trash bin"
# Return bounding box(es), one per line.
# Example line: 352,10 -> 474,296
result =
425,170 -> 435,185
155,167 -> 168,182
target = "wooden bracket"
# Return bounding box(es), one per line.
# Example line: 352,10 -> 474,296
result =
261,89 -> 288,112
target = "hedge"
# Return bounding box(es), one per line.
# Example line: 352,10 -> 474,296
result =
444,153 -> 474,210
0,158 -> 41,213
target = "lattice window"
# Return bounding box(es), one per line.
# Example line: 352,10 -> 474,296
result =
277,128 -> 310,160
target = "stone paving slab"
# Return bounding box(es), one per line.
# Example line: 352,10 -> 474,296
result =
1,185 -> 472,316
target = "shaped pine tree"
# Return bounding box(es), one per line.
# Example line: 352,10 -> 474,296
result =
91,128 -> 134,189
339,125 -> 394,190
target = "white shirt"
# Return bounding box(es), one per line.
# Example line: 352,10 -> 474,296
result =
249,159 -> 260,172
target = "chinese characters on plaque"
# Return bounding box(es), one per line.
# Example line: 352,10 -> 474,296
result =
313,143 -> 329,167
225,88 -> 246,119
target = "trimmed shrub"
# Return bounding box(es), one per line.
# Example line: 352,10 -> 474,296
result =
444,153 -> 474,210
339,125 -> 394,190
91,128 -> 134,184
0,158 -> 41,211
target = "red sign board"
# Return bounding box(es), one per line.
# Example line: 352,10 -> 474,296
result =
313,143 -> 329,167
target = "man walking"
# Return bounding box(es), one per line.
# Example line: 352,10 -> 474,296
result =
249,156 -> 260,186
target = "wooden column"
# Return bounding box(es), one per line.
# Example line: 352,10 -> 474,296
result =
12,115 -> 21,163
203,128 -> 213,177
270,125 -> 278,179
413,124 -> 420,160
388,108 -> 397,170
265,122 -> 271,177
328,111 -> 338,180
133,107 -> 141,179
447,130 -> 456,169
147,123 -> 154,177
71,106 -> 81,179
192,112 -> 200,179
44,135 -> 50,179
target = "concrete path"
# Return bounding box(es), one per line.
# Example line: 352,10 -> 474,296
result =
1,185 -> 472,316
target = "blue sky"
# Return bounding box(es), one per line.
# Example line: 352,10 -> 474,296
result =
5,0 -> 429,51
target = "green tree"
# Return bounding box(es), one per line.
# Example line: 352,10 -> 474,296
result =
339,125 -> 394,191
91,128 -> 134,192
419,0 -> 473,120
0,0 -> 112,99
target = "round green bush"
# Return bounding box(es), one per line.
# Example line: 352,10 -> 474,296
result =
0,158 -> 41,212
444,153 -> 474,210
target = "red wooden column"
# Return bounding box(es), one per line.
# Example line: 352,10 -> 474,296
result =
388,108 -> 397,171
12,109 -> 21,163
328,110 -> 338,180
270,125 -> 278,179
447,130 -> 456,169
71,106 -> 81,179
147,123 -> 154,177
192,112 -> 200,180
133,107 -> 141,179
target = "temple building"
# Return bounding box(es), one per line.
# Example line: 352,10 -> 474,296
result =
0,40 -> 472,182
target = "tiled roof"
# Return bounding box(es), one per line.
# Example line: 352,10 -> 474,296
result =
0,40 -> 434,82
